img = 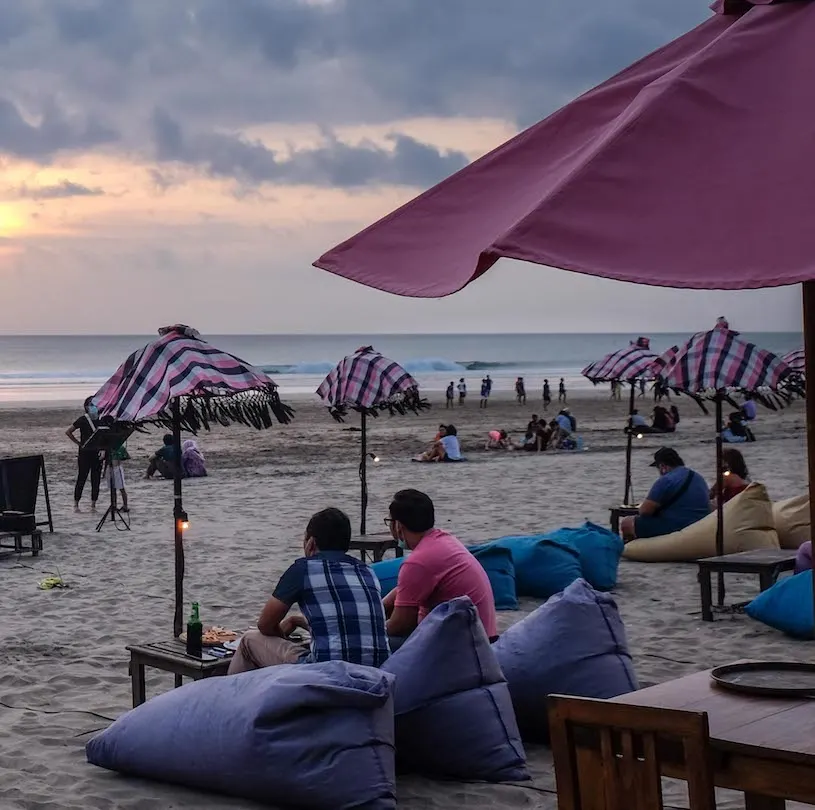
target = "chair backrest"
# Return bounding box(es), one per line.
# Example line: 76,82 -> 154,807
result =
0,456 -> 42,514
548,695 -> 716,810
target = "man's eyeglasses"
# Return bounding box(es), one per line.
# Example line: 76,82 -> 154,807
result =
383,518 -> 395,528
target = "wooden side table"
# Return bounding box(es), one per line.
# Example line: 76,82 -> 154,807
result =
609,505 -> 639,535
696,548 -> 799,622
349,534 -> 404,563
127,641 -> 233,707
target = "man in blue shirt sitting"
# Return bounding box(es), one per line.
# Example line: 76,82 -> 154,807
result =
228,507 -> 390,673
621,447 -> 710,540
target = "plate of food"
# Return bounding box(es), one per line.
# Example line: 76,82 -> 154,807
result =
180,626 -> 239,647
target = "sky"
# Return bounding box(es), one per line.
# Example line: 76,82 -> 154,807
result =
0,0 -> 803,335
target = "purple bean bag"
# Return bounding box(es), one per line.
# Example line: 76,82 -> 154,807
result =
493,578 -> 639,742
795,540 -> 812,574
86,662 -> 396,809
381,596 -> 528,782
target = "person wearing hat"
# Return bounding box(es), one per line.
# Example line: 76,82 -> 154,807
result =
620,447 -> 710,541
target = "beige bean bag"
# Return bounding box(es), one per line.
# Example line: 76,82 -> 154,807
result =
772,495 -> 810,549
623,482 -> 779,562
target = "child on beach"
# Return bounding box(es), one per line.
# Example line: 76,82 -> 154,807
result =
457,378 -> 467,405
558,378 -> 567,403
485,429 -> 512,450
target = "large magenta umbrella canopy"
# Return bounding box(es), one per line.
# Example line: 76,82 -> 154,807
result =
315,0 -> 815,297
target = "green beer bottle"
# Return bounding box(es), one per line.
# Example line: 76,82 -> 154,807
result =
186,601 -> 203,656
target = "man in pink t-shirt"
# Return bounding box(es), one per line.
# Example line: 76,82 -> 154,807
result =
383,489 -> 497,648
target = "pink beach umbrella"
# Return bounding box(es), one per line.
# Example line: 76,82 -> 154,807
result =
656,317 -> 799,608
94,325 -> 294,637
315,0 -> 815,635
317,346 -> 429,536
581,337 -> 672,505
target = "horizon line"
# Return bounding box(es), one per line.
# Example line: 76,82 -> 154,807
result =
0,329 -> 803,338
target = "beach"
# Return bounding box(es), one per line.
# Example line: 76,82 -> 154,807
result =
0,390 -> 811,810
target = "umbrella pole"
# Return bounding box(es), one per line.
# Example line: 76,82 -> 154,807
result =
172,397 -> 185,638
802,281 -> 815,635
623,381 -> 635,505
360,411 -> 368,536
715,395 -> 725,607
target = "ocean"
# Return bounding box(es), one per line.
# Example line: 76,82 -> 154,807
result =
0,332 -> 802,404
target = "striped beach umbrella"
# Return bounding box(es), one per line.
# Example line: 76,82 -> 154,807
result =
582,337 -> 673,506
94,325 -> 294,637
95,324 -> 292,430
656,317 -> 799,608
318,346 -> 429,535
782,348 -> 805,373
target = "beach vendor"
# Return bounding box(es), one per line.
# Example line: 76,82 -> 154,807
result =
228,507 -> 389,673
66,396 -> 103,513
620,448 -> 710,541
145,434 -> 177,479
383,489 -> 497,650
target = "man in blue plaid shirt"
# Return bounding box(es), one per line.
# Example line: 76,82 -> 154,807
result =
228,507 -> 389,673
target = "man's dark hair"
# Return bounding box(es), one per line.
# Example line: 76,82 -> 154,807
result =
445,424 -> 457,436
389,489 -> 435,533
163,434 -> 174,446
306,507 -> 352,552
84,396 -> 95,409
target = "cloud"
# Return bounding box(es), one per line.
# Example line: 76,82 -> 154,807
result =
0,1 -> 714,153
15,180 -> 105,200
151,109 -> 469,187
0,96 -> 118,160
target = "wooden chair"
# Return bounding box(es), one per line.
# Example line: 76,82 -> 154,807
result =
548,695 -> 716,810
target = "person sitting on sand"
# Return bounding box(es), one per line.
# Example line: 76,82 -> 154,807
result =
741,394 -> 757,422
723,411 -> 755,443
383,489 -> 497,650
620,447 -> 710,541
551,409 -> 574,448
710,447 -> 750,508
228,507 -> 389,673
629,409 -> 649,430
485,429 -> 512,450
181,439 -> 207,478
416,424 -> 462,462
145,434 -> 177,479
651,405 -> 676,433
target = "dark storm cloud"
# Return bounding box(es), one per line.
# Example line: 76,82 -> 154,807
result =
0,0 -> 713,180
152,108 -> 468,187
15,180 -> 105,200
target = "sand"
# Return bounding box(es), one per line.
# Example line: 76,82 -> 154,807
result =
0,390 -> 811,810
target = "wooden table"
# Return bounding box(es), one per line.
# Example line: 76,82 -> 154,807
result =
349,533 -> 403,563
697,548 -> 799,622
127,641 -> 233,707
609,504 -> 639,535
611,666 -> 815,808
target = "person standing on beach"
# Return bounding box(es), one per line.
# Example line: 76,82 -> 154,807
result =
383,489 -> 497,650
542,379 -> 551,410
558,378 -> 567,403
65,396 -> 102,513
479,376 -> 490,408
445,381 -> 455,409
638,379 -> 647,398
457,377 -> 467,405
228,507 -> 389,673
515,377 -> 526,405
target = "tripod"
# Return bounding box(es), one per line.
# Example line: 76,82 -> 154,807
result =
95,448 -> 131,532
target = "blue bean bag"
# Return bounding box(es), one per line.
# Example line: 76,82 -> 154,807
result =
544,523 -> 624,591
468,544 -> 518,610
371,556 -> 404,596
481,534 -> 583,599
86,662 -> 397,809
381,597 -> 528,782
372,547 -> 518,610
745,571 -> 814,639
493,578 -> 639,742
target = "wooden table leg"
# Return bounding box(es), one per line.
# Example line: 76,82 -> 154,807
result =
131,658 -> 146,707
174,674 -> 183,688
745,793 -> 785,810
610,509 -> 620,535
758,569 -> 777,592
699,566 -> 713,622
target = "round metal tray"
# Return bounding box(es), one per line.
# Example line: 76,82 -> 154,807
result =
711,661 -> 815,697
